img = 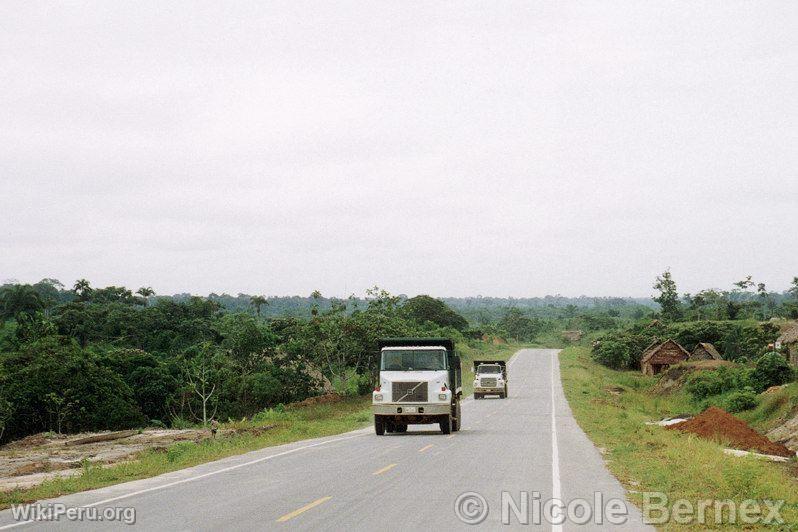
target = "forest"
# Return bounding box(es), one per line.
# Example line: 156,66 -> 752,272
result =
1,273 -> 796,443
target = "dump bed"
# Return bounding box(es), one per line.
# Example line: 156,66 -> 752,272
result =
378,338 -> 455,351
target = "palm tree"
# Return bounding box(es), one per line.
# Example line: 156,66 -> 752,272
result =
73,279 -> 92,301
250,295 -> 268,317
137,287 -> 155,306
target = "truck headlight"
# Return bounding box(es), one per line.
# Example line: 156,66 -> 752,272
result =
374,394 -> 383,401
438,393 -> 447,401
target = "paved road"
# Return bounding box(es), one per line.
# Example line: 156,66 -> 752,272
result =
0,349 -> 651,531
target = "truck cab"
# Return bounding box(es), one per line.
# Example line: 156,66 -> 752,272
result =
372,338 -> 462,435
473,360 -> 508,399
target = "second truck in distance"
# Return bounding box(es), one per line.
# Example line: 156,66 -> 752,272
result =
473,360 -> 508,399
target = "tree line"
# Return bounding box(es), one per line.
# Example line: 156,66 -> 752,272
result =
0,280 -> 520,441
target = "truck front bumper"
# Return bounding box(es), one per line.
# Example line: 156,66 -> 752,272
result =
372,403 -> 451,416
474,386 -> 504,393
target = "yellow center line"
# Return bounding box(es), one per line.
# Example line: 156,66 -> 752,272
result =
373,463 -> 397,475
276,496 -> 332,522
418,444 -> 434,453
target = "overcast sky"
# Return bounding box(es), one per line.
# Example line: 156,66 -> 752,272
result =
2,1 -> 797,298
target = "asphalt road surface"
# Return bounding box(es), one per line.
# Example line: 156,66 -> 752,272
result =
0,349 -> 651,531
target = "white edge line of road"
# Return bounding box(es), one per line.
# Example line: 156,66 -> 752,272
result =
0,432 -> 366,530
551,350 -> 563,532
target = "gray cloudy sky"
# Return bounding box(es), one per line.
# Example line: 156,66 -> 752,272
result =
2,1 -> 797,298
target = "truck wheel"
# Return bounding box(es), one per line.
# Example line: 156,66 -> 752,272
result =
439,415 -> 452,434
374,415 -> 385,436
386,420 -> 395,433
474,393 -> 481,400
452,401 -> 461,432
503,385 -> 508,398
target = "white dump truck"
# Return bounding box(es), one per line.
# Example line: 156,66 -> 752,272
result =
372,338 -> 462,435
473,360 -> 508,399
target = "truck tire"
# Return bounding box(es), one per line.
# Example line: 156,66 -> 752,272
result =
374,415 -> 385,436
503,385 -> 508,398
452,401 -> 461,432
474,393 -> 481,400
395,423 -> 407,433
439,415 -> 452,434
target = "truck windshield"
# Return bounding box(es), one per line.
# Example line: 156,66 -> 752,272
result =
478,365 -> 501,374
381,349 -> 447,371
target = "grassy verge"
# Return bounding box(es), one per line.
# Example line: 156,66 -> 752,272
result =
2,341 -> 527,508
559,346 -> 798,530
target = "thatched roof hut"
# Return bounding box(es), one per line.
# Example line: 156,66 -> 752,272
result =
777,323 -> 798,366
777,323 -> 798,346
689,342 -> 722,361
641,339 -> 690,376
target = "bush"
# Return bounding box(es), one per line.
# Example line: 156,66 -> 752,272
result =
724,389 -> 758,413
750,352 -> 794,393
685,366 -> 754,401
331,369 -> 371,397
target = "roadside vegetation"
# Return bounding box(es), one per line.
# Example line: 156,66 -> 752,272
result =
566,271 -> 798,529
590,271 -> 798,414
560,346 -> 798,529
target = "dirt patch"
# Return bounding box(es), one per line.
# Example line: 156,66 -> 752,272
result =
652,360 -> 735,395
480,334 -> 507,345
668,407 -> 794,458
288,393 -> 342,408
0,428 -> 211,492
226,425 -> 276,437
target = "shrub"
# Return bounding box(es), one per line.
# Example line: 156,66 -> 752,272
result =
750,352 -> 794,393
724,389 -> 758,413
685,366 -> 753,401
332,369 -> 372,397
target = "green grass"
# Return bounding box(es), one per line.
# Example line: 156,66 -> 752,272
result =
559,346 -> 798,530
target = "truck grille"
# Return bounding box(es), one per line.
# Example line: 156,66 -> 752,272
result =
480,378 -> 497,387
392,381 -> 427,402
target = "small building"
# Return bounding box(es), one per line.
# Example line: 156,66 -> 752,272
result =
777,323 -> 798,367
641,339 -> 690,376
689,342 -> 722,361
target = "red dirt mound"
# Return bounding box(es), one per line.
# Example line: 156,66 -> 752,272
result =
668,407 -> 793,458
